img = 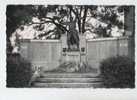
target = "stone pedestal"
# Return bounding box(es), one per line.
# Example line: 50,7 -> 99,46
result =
63,51 -> 80,63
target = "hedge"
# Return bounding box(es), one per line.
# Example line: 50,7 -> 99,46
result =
100,56 -> 135,88
7,54 -> 32,87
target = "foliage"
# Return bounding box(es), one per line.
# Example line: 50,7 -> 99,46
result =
46,61 -> 98,73
100,56 -> 135,88
6,5 -> 34,39
7,5 -> 127,52
7,54 -> 32,87
7,5 -> 126,39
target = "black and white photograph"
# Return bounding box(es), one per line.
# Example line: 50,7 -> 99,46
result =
6,5 -> 135,88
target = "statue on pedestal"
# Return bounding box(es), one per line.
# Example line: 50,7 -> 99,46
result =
67,17 -> 79,51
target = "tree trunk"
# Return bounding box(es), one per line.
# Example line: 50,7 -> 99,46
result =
77,6 -> 82,33
82,6 -> 88,34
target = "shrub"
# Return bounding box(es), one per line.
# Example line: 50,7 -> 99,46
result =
46,61 -> 98,73
100,56 -> 135,88
7,53 -> 32,87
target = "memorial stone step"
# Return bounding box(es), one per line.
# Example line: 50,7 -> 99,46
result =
31,73 -> 103,88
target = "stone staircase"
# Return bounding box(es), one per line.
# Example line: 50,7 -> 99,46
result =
31,72 -> 103,88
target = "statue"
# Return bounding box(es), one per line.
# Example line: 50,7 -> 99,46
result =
67,17 -> 79,51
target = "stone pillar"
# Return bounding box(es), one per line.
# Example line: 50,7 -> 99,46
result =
79,35 -> 86,63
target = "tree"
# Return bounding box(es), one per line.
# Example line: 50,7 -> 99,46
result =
7,5 -> 89,50
7,5 -> 126,52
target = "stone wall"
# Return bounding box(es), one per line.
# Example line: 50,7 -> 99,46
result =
86,37 -> 130,68
20,39 -> 62,71
20,36 -> 133,71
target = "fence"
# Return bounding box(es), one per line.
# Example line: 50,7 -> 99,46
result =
19,36 -> 134,71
